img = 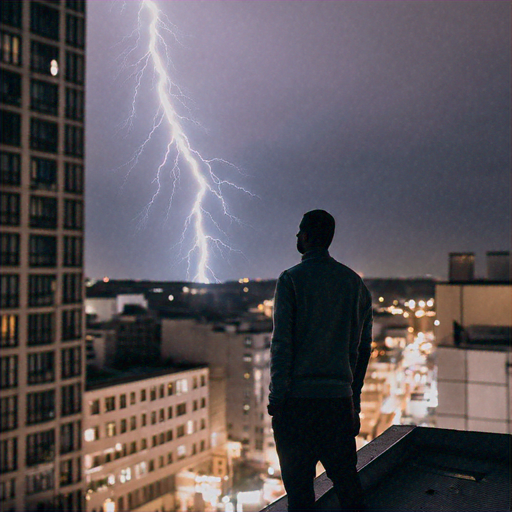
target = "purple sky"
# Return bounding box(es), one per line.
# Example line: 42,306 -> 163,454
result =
86,1 -> 511,282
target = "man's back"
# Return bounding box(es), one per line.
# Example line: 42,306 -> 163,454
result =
269,247 -> 372,405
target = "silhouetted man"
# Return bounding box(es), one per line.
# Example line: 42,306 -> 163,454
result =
268,210 -> 372,512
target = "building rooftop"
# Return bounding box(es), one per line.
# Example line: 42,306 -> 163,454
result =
262,426 -> 511,512
86,363 -> 208,391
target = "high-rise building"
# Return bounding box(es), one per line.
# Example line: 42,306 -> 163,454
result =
1,1 -> 86,510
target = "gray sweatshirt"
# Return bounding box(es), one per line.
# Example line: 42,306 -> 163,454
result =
269,248 -> 373,412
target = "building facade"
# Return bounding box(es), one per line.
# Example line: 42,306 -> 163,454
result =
84,366 -> 213,512
1,1 -> 86,510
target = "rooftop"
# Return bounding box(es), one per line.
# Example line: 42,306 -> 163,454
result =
86,363 -> 208,391
262,426 -> 511,512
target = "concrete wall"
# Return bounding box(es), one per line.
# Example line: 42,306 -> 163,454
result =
436,346 -> 511,434
435,284 -> 512,345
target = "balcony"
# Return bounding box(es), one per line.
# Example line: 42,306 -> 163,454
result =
262,425 -> 511,512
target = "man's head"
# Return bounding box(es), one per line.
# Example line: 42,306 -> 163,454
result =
296,210 -> 335,254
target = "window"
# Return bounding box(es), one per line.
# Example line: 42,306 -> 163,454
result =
64,124 -> 84,156
150,386 -> 156,401
193,377 -> 198,389
30,196 -> 57,229
177,445 -> 186,459
59,458 -> 75,487
26,390 -> 55,424
0,477 -> 16,501
26,429 -> 55,466
120,394 -> 126,409
176,378 -> 188,395
167,382 -> 174,396
1,1 -> 22,27
31,157 -> 57,190
29,235 -> 57,267
63,199 -> 83,229
141,438 -> 147,450
26,469 -> 54,495
130,416 -> 136,430
201,398 -> 207,408
0,274 -> 19,309
151,435 -> 157,447
141,413 -> 146,426
65,87 -> 84,120
0,192 -> 20,225
106,422 -> 116,438
31,40 -> 58,75
61,383 -> 81,416
140,389 -> 146,402
1,69 -> 21,106
30,79 -> 58,115
28,313 -> 54,345
129,441 -> 137,454
30,2 -> 60,40
130,392 -> 136,405
90,399 -> 100,415
30,118 -> 58,152
66,0 -> 86,13
201,374 -> 206,387
105,396 -> 115,412
0,395 -> 17,432
65,51 -> 84,84
66,14 -> 85,48
159,408 -> 165,422
167,406 -> 173,419
62,272 -> 82,303
166,430 -> 173,442
0,152 -> 21,186
84,426 -> 99,442
1,233 -> 19,266
177,403 -> 187,416
1,32 -> 21,65
28,274 -> 56,307
62,236 -> 82,267
62,309 -> 81,341
0,356 -> 18,389
151,411 -> 156,425
0,438 -> 17,473
27,351 -> 55,384
1,314 -> 18,348
60,421 -> 81,454
177,425 -> 185,438
0,111 -> 21,146
61,346 -> 81,379
64,162 -> 83,193
200,418 -> 206,430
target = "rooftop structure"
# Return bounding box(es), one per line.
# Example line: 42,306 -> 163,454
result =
262,426 -> 511,512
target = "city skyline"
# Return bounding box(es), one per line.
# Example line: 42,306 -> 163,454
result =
86,1 -> 511,282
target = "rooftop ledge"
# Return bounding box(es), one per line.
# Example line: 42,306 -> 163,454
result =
261,425 -> 511,512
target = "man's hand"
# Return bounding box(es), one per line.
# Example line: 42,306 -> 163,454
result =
353,411 -> 361,436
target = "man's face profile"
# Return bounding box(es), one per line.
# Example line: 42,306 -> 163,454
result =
296,219 -> 307,254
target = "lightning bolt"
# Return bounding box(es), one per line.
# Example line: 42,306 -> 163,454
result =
121,0 -> 253,283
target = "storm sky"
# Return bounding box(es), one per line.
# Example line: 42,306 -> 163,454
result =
86,1 -> 511,282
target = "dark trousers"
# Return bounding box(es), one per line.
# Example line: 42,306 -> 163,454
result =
272,398 -> 364,512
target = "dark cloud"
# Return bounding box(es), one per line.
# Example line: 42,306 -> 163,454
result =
86,1 -> 511,281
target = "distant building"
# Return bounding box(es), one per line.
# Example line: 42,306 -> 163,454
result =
84,365 -> 221,512
1,1 -> 86,510
435,252 -> 512,434
161,318 -> 274,465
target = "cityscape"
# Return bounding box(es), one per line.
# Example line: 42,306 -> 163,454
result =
1,2 -> 511,512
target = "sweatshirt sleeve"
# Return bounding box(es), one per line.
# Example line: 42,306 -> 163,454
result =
269,272 -> 296,406
351,301 -> 373,413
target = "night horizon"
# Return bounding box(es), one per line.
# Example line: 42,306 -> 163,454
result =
86,1 -> 511,283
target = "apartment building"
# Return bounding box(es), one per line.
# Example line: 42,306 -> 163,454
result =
435,252 -> 511,433
84,365 -> 214,512
1,1 -> 86,510
161,318 -> 274,465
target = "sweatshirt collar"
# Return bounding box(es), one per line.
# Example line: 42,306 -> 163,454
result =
301,248 -> 330,261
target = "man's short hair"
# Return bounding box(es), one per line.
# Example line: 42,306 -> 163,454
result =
301,210 -> 335,249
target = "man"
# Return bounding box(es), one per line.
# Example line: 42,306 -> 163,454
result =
268,210 -> 372,512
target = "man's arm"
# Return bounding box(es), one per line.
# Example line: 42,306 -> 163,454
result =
351,304 -> 373,414
268,272 -> 295,413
